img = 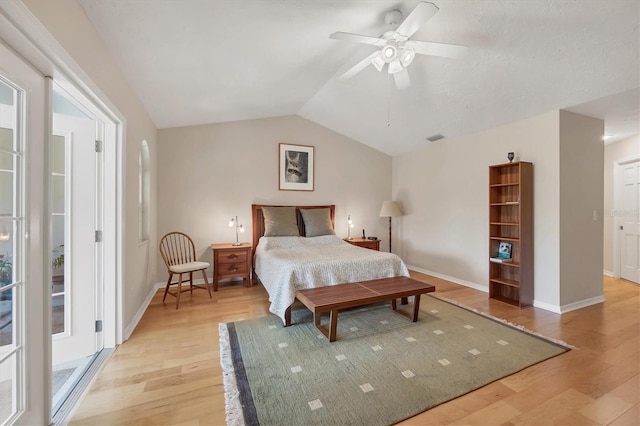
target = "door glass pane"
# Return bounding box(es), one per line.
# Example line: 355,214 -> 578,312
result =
0,287 -> 13,348
51,132 -> 66,336
0,352 -> 17,424
52,295 -> 64,334
51,216 -> 65,295
0,147 -> 12,169
0,128 -> 12,152
51,135 -> 64,175
51,175 -> 64,214
0,76 -> 19,424
0,152 -> 13,217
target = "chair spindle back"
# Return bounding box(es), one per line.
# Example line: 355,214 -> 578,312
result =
159,232 -> 197,268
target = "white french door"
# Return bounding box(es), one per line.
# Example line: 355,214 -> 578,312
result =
0,40 -> 48,425
51,113 -> 100,366
619,160 -> 640,284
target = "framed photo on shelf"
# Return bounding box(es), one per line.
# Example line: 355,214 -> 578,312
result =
498,241 -> 512,259
279,143 -> 314,191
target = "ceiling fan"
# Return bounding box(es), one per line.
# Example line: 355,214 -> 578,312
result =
330,1 -> 468,90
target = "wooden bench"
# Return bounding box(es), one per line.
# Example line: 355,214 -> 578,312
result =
284,276 -> 436,342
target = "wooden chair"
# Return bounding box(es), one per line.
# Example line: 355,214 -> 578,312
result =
159,232 -> 212,309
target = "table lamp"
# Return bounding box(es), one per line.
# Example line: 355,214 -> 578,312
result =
228,216 -> 244,246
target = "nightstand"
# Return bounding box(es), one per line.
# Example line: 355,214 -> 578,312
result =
345,238 -> 380,251
210,243 -> 252,290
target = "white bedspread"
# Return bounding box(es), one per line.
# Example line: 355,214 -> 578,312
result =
254,235 -> 410,323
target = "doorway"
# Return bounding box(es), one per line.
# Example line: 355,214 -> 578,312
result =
616,159 -> 640,284
51,95 -> 102,366
50,85 -> 112,417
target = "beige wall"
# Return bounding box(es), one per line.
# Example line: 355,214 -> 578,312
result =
604,134 -> 640,274
157,115 -> 392,280
393,110 -> 605,311
559,111 -> 604,306
23,0 -> 159,330
393,111 -> 562,308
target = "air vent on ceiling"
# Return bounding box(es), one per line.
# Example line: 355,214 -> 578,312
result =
426,134 -> 445,142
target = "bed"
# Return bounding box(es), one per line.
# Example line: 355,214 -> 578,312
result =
251,204 -> 410,323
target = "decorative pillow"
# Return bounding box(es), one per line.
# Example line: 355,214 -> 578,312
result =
262,206 -> 299,236
300,208 -> 335,237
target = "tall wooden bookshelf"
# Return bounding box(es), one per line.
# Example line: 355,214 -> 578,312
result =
489,161 -> 533,307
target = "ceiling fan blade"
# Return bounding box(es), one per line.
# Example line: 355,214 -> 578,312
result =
393,68 -> 411,90
394,2 -> 439,40
405,40 -> 468,59
338,51 -> 381,80
329,32 -> 387,47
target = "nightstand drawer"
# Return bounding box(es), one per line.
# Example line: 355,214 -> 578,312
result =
217,250 -> 248,264
357,241 -> 379,250
218,262 -> 248,276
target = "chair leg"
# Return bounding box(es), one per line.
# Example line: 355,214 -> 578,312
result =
189,272 -> 194,294
202,269 -> 212,299
163,273 -> 173,303
176,273 -> 183,309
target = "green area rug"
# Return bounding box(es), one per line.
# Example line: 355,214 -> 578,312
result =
219,295 -> 571,426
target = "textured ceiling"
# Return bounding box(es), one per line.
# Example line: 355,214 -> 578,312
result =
78,0 -> 639,155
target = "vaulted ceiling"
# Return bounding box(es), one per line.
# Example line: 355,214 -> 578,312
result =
78,0 -> 639,156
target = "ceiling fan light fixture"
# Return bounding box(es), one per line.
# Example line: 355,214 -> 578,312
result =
381,45 -> 397,63
388,59 -> 403,74
399,47 -> 415,67
371,54 -> 385,72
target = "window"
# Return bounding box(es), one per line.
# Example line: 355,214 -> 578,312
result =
138,140 -> 150,242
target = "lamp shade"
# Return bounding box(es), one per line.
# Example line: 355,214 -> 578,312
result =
379,201 -> 402,217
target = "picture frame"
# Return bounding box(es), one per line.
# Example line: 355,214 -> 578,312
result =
279,143 -> 314,191
498,241 -> 512,259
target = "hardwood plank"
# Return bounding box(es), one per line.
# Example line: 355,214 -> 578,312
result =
508,388 -> 593,425
578,393 -> 634,425
609,374 -> 640,404
450,400 -> 521,425
69,273 -> 640,425
609,403 -> 639,426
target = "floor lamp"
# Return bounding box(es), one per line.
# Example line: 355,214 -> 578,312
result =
379,201 -> 402,253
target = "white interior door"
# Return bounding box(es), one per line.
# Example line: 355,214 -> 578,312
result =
619,160 -> 640,284
51,113 -> 99,365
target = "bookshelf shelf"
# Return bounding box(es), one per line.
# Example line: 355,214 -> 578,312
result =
490,277 -> 520,288
489,182 -> 520,187
489,236 -> 520,242
488,161 -> 533,307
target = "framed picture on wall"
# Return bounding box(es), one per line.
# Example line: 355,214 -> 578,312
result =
279,143 -> 314,191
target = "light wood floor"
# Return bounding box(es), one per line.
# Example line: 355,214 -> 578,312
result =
70,273 -> 639,425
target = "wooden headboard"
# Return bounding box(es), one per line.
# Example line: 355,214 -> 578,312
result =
251,204 -> 336,252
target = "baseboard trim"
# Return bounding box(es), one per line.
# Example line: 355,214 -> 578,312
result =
603,269 -> 615,277
406,265 -> 488,293
124,275 -> 214,341
558,295 -> 606,314
532,300 -> 562,314
406,265 -> 602,315
123,282 -> 164,341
